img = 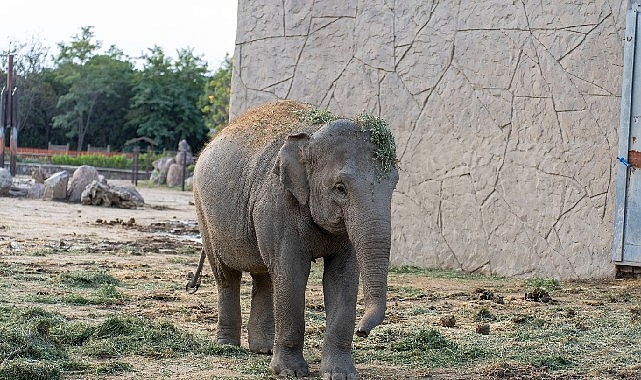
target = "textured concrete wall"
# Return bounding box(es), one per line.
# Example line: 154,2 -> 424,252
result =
231,0 -> 629,279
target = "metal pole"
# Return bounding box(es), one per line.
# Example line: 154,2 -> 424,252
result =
0,85 -> 5,169
7,55 -> 17,175
181,150 -> 186,191
9,91 -> 18,175
146,145 -> 151,178
132,145 -> 140,186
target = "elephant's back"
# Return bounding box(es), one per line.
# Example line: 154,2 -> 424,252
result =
216,100 -> 314,150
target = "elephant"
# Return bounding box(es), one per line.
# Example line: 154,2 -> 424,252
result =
188,100 -> 399,379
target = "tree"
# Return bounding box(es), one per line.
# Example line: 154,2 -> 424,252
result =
52,27 -> 134,150
200,54 -> 232,134
1,36 -> 60,147
128,46 -> 209,152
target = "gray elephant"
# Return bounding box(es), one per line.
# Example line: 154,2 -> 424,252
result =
189,100 -> 399,379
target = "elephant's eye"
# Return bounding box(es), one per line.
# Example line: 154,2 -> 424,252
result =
334,182 -> 347,195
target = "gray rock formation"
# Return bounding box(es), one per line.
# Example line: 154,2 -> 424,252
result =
27,183 -> 45,199
152,157 -> 175,185
231,1 -> 627,279
67,165 -> 100,203
0,168 -> 11,196
43,171 -> 69,201
81,180 -> 144,208
166,163 -> 184,187
176,139 -> 194,166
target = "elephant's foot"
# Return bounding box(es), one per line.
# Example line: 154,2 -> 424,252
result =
216,328 -> 241,346
270,347 -> 309,377
248,337 -> 274,354
216,337 -> 241,346
247,321 -> 274,353
320,352 -> 356,380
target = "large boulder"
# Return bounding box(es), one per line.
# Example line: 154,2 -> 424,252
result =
166,163 -> 185,187
0,168 -> 11,196
152,157 -> 175,185
43,171 -> 69,201
27,183 -> 45,199
175,139 -> 194,166
81,181 -> 144,208
67,165 -> 100,203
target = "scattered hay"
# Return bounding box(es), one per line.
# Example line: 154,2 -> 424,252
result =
217,100 -> 313,149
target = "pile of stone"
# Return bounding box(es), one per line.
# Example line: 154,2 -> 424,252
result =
0,165 -> 144,209
150,139 -> 194,188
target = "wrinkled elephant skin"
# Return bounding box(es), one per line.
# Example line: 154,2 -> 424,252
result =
192,101 -> 399,379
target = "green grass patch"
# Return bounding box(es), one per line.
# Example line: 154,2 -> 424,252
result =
0,359 -> 62,380
358,327 -> 486,368
525,278 -> 561,292
58,271 -> 120,288
0,306 -> 244,378
388,265 -> 499,280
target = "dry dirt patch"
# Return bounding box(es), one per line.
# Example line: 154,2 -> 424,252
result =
0,181 -> 640,379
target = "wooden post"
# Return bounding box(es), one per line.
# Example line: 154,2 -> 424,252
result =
6,55 -> 17,176
0,83 -> 5,169
146,145 -> 152,178
131,145 -> 140,186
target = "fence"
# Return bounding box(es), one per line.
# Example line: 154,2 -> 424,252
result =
11,147 -> 133,160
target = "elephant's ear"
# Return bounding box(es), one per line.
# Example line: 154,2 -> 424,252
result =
273,133 -> 310,205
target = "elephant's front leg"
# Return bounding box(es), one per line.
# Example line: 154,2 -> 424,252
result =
269,255 -> 311,377
321,250 -> 358,379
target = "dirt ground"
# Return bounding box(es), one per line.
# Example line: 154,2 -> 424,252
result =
1,179 -> 641,379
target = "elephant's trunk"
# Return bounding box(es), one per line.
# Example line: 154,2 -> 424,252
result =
347,211 -> 392,338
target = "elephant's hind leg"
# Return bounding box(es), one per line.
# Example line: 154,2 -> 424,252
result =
212,259 -> 243,346
248,273 -> 275,353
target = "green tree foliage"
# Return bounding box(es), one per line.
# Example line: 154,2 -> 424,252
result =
128,46 -> 209,152
200,54 -> 232,133
52,27 -> 134,151
1,37 -> 66,148
1,26 -> 232,153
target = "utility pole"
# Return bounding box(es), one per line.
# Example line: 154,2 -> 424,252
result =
2,54 -> 18,175
8,55 -> 17,176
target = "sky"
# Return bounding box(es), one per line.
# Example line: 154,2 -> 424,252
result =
1,0 -> 238,71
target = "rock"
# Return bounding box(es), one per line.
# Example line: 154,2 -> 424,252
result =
175,139 -> 194,166
81,180 -> 144,208
166,163 -> 185,187
440,315 -> 456,328
0,168 -> 12,196
152,157 -> 175,185
476,324 -> 490,335
31,167 -> 49,183
27,183 -> 45,199
43,171 -> 69,201
67,165 -> 100,203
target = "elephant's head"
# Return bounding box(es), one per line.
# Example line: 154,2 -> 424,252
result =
274,118 -> 399,337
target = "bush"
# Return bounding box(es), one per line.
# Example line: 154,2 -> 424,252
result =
51,154 -> 132,169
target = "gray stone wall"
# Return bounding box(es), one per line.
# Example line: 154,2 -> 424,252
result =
231,0 -> 629,279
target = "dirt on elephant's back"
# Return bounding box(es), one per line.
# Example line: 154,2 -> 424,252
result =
218,100 -> 315,148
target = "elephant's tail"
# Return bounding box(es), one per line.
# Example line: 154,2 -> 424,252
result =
185,247 -> 206,294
